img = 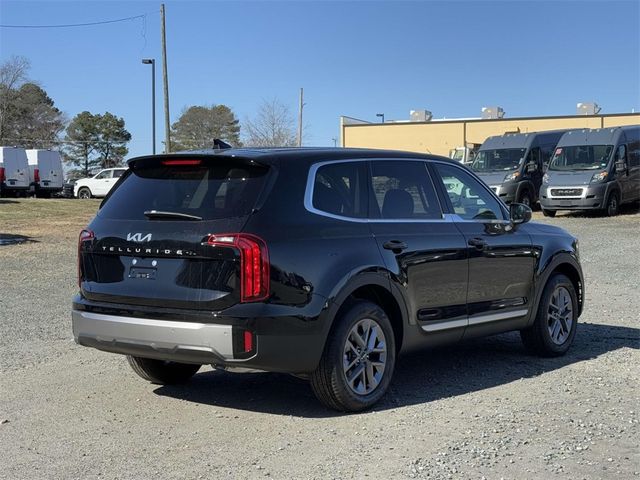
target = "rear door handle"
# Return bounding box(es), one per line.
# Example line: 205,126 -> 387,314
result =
383,240 -> 408,252
467,237 -> 487,249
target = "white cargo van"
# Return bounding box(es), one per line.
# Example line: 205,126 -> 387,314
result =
26,149 -> 64,197
0,147 -> 30,197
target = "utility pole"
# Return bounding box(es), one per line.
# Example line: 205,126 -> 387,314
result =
141,59 -> 156,154
160,4 -> 171,153
297,88 -> 304,147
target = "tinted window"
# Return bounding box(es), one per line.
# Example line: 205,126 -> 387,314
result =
370,161 -> 441,219
312,162 -> 368,218
113,169 -> 126,178
99,161 -> 268,221
435,163 -> 505,221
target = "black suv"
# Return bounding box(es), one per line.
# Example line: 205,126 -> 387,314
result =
73,148 -> 584,411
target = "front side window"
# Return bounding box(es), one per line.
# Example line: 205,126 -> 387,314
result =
312,162 -> 367,218
549,145 -> 613,171
369,161 -> 441,219
94,170 -> 110,179
471,149 -> 526,172
434,163 -> 505,221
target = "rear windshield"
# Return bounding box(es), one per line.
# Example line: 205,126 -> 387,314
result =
98,161 -> 269,221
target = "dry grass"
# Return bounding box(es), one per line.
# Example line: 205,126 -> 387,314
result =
0,198 -> 100,243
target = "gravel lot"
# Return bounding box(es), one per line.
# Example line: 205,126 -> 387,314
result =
1,198 -> 638,480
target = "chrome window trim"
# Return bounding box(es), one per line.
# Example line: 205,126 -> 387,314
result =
304,157 -> 451,223
546,186 -> 588,199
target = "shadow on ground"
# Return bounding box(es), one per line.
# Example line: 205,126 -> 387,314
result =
0,199 -> 20,204
154,322 -> 639,417
557,201 -> 640,218
0,233 -> 39,246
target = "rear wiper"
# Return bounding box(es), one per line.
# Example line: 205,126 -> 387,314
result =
144,210 -> 203,221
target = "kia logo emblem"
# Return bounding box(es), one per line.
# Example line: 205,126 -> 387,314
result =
127,233 -> 152,242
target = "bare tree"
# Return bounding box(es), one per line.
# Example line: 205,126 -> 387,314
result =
0,56 -> 31,142
244,98 -> 297,147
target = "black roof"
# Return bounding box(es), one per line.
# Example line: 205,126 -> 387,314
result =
128,147 -> 454,165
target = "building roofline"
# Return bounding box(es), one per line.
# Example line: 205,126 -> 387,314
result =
341,112 -> 640,128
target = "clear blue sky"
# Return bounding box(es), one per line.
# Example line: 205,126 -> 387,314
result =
1,0 -> 639,158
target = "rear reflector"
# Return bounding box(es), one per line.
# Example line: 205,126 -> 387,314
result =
78,229 -> 95,288
161,159 -> 202,166
0,167 -> 5,183
207,233 -> 270,302
243,330 -> 254,353
34,168 -> 40,183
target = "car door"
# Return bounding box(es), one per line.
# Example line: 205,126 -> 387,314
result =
368,160 -> 469,347
91,170 -> 114,196
431,162 -> 536,338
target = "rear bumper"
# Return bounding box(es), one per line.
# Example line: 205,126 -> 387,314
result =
72,309 -> 234,365
539,184 -> 607,210
72,294 -> 330,373
1,183 -> 29,191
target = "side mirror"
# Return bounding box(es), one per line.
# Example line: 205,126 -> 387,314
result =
542,163 -> 549,173
526,162 -> 538,173
510,203 -> 532,225
615,161 -> 628,173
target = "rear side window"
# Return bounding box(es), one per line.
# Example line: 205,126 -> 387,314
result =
370,161 -> 442,219
312,162 -> 367,218
98,161 -> 269,221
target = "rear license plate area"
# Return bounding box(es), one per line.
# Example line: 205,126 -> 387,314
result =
129,267 -> 157,280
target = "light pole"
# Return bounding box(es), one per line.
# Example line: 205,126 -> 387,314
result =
376,113 -> 385,123
141,59 -> 156,154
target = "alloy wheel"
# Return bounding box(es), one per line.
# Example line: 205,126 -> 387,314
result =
342,318 -> 387,395
547,286 -> 574,345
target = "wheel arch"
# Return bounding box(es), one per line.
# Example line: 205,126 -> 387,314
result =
323,271 -> 408,354
529,253 -> 584,327
516,180 -> 537,203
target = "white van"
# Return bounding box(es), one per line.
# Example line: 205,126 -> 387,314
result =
0,147 -> 30,197
26,149 -> 64,197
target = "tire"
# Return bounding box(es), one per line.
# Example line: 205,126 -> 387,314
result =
78,187 -> 92,199
127,356 -> 201,384
520,273 -> 578,357
310,300 -> 396,412
517,190 -> 532,207
604,191 -> 619,217
542,208 -> 556,218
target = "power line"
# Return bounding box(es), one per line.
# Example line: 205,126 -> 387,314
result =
0,13 -> 151,29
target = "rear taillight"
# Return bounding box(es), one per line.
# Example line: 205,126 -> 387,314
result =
34,168 -> 40,183
0,167 -> 5,183
78,229 -> 95,288
207,233 -> 270,302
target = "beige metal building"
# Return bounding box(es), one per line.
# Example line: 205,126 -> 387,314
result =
340,112 -> 640,157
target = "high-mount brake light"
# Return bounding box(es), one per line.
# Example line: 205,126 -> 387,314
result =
162,159 -> 202,166
207,233 -> 270,302
34,168 -> 40,184
78,229 -> 95,288
0,167 -> 5,183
